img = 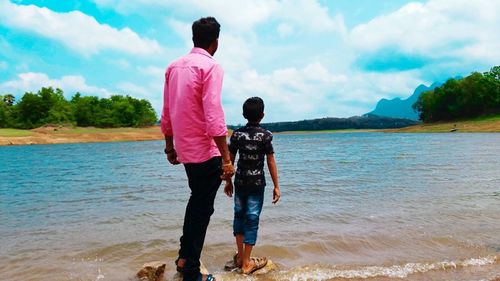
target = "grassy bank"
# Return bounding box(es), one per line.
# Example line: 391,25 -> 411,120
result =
385,115 -> 500,133
0,128 -> 34,137
0,126 -> 164,146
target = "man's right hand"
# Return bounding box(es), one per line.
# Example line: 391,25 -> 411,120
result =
167,150 -> 180,165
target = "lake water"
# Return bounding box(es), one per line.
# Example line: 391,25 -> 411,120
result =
0,133 -> 499,281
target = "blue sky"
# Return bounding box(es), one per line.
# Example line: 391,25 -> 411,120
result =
0,0 -> 498,124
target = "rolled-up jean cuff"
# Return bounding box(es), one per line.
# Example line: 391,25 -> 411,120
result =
232,187 -> 264,246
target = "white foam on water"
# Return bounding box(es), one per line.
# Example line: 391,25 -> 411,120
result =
95,268 -> 105,281
269,255 -> 499,281
462,256 -> 497,266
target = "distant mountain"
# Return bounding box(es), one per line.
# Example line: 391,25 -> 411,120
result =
368,83 -> 441,120
229,115 -> 418,132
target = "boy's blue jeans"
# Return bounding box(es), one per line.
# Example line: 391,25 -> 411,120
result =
233,186 -> 265,245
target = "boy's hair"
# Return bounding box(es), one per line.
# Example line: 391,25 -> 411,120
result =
243,97 -> 265,122
192,17 -> 220,49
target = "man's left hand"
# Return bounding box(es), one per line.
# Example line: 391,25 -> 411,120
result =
221,163 -> 234,180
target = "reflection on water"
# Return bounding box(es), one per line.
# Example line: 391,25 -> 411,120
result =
1,133 -> 499,281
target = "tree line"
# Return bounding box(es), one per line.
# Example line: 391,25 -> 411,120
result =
0,87 -> 158,129
230,115 -> 418,132
413,66 -> 500,122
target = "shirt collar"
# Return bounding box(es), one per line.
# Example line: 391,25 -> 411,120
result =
190,47 -> 213,58
246,122 -> 261,127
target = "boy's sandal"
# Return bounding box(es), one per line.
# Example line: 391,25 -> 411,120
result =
242,257 -> 268,275
175,257 -> 185,273
197,273 -> 216,281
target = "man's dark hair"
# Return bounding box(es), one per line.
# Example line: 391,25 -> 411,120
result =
243,97 -> 265,122
192,17 -> 220,49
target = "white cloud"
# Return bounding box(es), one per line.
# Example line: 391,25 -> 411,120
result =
138,65 -> 165,78
350,0 -> 500,62
0,72 -> 112,97
277,23 -> 294,38
274,0 -> 345,34
217,34 -> 253,72
167,19 -> 192,48
0,1 -> 163,56
110,59 -> 131,70
182,0 -> 277,32
347,71 -> 425,103
116,82 -> 151,98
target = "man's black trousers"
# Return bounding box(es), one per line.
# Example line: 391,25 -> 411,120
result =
180,156 -> 222,281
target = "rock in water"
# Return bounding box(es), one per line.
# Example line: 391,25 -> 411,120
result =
171,261 -> 209,281
136,261 -> 166,281
254,259 -> 277,274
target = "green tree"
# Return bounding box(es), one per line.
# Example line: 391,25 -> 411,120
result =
15,87 -> 75,128
41,88 -> 75,125
3,94 -> 15,106
132,98 -> 158,126
16,91 -> 44,128
110,95 -> 135,127
0,94 -> 15,127
483,66 -> 500,109
71,93 -> 100,126
484,65 -> 500,80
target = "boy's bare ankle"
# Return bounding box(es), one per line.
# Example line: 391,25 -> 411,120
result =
234,252 -> 243,267
242,262 -> 251,271
242,258 -> 252,268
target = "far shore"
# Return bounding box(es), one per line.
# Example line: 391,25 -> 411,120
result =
1,116 -> 499,146
382,115 -> 500,133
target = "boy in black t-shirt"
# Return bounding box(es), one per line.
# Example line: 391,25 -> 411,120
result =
224,97 -> 281,274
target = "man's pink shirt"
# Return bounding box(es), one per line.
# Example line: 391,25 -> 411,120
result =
160,47 -> 228,164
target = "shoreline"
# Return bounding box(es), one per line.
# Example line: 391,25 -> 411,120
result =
278,116 -> 500,134
1,117 -> 499,146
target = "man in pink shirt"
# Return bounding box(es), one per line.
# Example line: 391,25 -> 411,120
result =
161,17 -> 233,281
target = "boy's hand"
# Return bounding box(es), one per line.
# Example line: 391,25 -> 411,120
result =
272,186 -> 281,204
224,180 -> 234,197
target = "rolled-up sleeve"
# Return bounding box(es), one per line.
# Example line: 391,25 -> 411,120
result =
228,132 -> 238,155
202,64 -> 227,137
160,70 -> 173,136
